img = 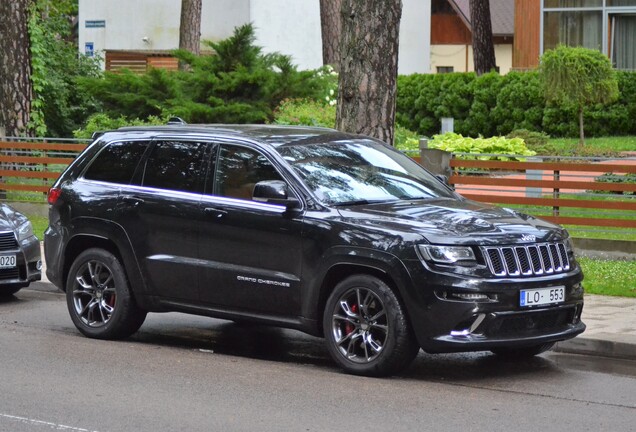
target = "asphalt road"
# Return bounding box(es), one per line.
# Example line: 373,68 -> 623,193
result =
1,283 -> 635,432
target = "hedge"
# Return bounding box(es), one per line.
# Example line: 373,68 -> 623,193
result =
396,70 -> 636,138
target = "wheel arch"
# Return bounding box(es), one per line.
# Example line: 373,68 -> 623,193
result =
60,218 -> 149,309
308,249 -> 414,338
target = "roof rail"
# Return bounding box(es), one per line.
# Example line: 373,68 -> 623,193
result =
167,116 -> 187,125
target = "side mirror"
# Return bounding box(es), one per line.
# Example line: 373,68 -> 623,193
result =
253,180 -> 300,210
435,174 -> 455,191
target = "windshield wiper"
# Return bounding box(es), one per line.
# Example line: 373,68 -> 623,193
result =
333,199 -> 396,207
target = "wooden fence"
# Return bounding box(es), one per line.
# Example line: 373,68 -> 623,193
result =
0,141 -> 87,198
449,156 -> 636,229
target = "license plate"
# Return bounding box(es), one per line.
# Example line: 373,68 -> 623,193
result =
0,255 -> 16,269
520,286 -> 565,307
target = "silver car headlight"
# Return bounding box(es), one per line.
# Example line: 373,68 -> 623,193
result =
16,220 -> 34,242
417,245 -> 476,265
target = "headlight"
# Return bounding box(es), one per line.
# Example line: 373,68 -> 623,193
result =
16,220 -> 34,242
565,237 -> 575,254
417,245 -> 476,264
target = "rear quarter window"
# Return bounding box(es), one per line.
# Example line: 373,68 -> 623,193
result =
83,141 -> 149,184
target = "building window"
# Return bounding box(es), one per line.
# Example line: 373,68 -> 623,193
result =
542,0 -> 636,69
436,66 -> 454,73
543,11 -> 603,52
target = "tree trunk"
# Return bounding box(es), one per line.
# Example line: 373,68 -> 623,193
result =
470,0 -> 497,75
320,0 -> 342,71
0,0 -> 32,137
578,106 -> 585,146
179,0 -> 202,70
336,0 -> 402,145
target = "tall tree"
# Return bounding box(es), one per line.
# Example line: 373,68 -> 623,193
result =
336,0 -> 402,145
179,0 -> 202,70
319,0 -> 342,71
470,0 -> 497,75
0,0 -> 32,137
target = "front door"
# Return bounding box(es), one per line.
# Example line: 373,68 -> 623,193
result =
197,143 -> 304,317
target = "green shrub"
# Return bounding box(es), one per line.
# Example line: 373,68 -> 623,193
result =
592,172 -> 636,195
429,132 -> 536,160
272,98 -> 422,153
74,113 -> 167,139
273,98 -> 335,128
506,129 -> 555,154
396,70 -> 636,139
77,24 -> 328,127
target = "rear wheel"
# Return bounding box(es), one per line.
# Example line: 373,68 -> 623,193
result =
491,342 -> 555,359
323,275 -> 419,377
66,248 -> 146,339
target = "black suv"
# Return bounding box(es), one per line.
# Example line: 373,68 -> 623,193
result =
45,124 -> 585,376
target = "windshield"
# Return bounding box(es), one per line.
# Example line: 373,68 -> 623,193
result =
276,138 -> 456,206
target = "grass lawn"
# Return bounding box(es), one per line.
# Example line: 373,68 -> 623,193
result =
547,136 -> 636,156
579,257 -> 636,298
29,214 -> 48,239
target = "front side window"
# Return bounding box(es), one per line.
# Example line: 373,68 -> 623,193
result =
277,139 -> 456,206
141,140 -> 207,193
213,145 -> 282,200
84,140 -> 149,184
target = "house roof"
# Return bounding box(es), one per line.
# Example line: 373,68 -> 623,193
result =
448,0 -> 514,37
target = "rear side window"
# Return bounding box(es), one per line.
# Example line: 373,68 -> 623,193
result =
84,141 -> 149,184
141,140 -> 207,193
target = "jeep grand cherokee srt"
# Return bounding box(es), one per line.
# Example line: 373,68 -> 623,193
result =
44,124 -> 585,376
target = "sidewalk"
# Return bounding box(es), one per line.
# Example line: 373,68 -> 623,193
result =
37,245 -> 635,361
555,294 -> 636,360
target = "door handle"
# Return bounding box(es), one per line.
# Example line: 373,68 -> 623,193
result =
122,196 -> 144,207
204,207 -> 228,220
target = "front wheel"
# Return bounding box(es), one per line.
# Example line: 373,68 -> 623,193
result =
323,275 -> 419,377
66,248 -> 146,339
491,342 -> 555,359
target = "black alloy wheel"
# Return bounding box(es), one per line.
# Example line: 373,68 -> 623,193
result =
323,274 -> 419,377
66,248 -> 146,339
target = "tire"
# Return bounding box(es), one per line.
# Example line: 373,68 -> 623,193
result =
66,248 -> 146,339
491,342 -> 555,359
323,275 -> 420,377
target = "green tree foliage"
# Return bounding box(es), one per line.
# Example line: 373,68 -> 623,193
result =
79,24 -> 326,126
539,45 -> 619,145
29,0 -> 101,137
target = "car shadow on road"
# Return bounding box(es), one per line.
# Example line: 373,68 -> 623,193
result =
130,316 -> 563,381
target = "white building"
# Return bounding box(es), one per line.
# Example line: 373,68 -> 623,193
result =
78,0 -> 431,74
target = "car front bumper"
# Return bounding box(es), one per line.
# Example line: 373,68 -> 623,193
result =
401,259 -> 585,353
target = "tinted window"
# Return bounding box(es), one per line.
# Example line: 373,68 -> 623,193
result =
141,141 -> 207,193
277,139 -> 455,205
214,146 -> 282,200
84,141 -> 149,184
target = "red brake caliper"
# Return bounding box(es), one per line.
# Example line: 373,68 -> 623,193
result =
107,293 -> 116,308
345,303 -> 357,335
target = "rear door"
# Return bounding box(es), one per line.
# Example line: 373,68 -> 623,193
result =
197,142 -> 304,317
116,138 -> 210,302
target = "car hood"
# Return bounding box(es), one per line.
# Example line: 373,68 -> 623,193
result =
335,198 -> 567,246
0,203 -> 25,232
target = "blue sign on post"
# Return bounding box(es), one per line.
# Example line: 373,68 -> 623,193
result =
85,42 -> 94,57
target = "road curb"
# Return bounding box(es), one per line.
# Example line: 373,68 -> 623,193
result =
554,337 -> 636,361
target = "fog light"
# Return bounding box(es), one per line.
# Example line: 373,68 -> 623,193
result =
36,260 -> 42,271
451,293 -> 490,301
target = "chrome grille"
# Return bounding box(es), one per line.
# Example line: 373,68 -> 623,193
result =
0,231 -> 18,251
483,242 -> 570,277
